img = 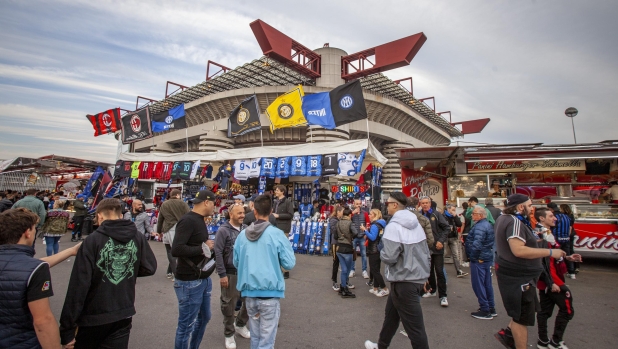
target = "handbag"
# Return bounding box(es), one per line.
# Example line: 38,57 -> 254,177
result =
182,255 -> 217,279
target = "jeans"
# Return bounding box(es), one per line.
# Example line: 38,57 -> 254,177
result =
331,245 -> 339,283
44,236 -> 60,256
74,317 -> 132,349
368,253 -> 386,289
246,297 -> 281,349
447,237 -> 463,272
537,286 -> 574,343
377,282 -> 429,349
174,278 -> 212,349
220,274 -> 248,337
470,261 -> 495,312
337,252 -> 354,287
351,237 -> 367,272
428,253 -> 447,297
165,244 -> 177,276
559,240 -> 575,273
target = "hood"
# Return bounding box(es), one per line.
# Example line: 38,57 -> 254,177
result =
96,219 -> 138,244
390,209 -> 420,230
388,210 -> 426,244
0,198 -> 13,205
245,220 -> 271,242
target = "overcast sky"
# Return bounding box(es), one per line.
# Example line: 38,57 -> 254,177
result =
1,0 -> 617,163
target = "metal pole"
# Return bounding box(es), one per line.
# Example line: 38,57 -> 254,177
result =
185,129 -> 189,152
260,129 -> 264,147
366,118 -> 370,139
570,117 -> 577,144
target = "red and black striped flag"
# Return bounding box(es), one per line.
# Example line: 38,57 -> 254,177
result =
86,108 -> 122,137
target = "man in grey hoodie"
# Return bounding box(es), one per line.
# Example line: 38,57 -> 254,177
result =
365,192 -> 431,349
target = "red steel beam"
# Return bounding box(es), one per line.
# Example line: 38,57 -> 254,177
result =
135,96 -> 157,110
250,19 -> 321,78
451,118 -> 491,135
206,60 -> 231,81
437,111 -> 451,123
418,97 -> 435,111
341,32 -> 427,80
394,77 -> 413,95
165,81 -> 188,98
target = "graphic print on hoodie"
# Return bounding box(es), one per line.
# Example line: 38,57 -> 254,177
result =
97,239 -> 138,285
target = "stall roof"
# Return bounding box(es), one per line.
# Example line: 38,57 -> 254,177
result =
0,155 -> 112,175
118,139 -> 388,166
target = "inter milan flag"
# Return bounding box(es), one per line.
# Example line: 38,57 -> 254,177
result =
228,95 -> 261,138
301,93 -> 336,129
329,80 -> 367,127
266,86 -> 307,133
121,108 -> 153,144
86,108 -> 122,136
151,104 -> 187,133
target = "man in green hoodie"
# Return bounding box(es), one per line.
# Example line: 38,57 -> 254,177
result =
465,197 -> 495,227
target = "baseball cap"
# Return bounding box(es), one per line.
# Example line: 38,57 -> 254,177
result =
190,190 -> 216,204
233,194 -> 246,203
76,194 -> 87,200
505,193 -> 529,207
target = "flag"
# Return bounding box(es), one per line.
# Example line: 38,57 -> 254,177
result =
266,86 -> 307,133
151,104 -> 187,133
301,92 -> 336,129
329,80 -> 367,127
91,171 -> 112,208
121,108 -> 153,144
228,95 -> 262,138
86,108 -> 122,136
82,166 -> 105,198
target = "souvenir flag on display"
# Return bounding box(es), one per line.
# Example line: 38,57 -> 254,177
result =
301,92 -> 336,129
151,104 -> 187,132
228,95 -> 262,138
86,108 -> 122,136
266,86 -> 307,133
91,171 -> 112,208
329,80 -> 367,127
121,108 -> 153,144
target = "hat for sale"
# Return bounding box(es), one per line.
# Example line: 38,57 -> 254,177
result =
233,194 -> 246,203
505,193 -> 529,207
190,190 -> 216,204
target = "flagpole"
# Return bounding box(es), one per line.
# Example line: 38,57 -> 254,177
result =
366,118 -> 370,140
260,129 -> 264,147
310,126 -> 313,143
185,129 -> 189,152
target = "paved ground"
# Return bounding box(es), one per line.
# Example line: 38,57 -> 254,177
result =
41,239 -> 618,349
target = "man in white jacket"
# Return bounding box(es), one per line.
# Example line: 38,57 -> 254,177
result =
365,192 -> 431,349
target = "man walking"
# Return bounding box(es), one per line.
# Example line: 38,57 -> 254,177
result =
547,203 -> 575,279
465,206 -> 496,319
123,199 -> 153,240
419,196 -> 450,307
234,194 -> 296,349
71,194 -> 88,242
12,188 -> 46,239
157,189 -> 190,280
215,204 -> 251,349
364,192 -> 430,349
444,203 -> 467,278
59,198 -> 157,348
350,198 -> 370,279
171,190 -> 217,349
272,185 -> 293,279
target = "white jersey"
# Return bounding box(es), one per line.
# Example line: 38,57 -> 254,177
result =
190,160 -> 201,179
234,159 -> 251,180
248,158 -> 262,178
338,152 -> 358,176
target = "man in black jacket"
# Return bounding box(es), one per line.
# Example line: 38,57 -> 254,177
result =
215,204 -> 251,349
419,196 -> 450,307
71,194 -> 88,242
444,204 -> 468,278
59,198 -> 157,349
0,191 -> 13,213
243,197 -> 277,226
272,185 -> 293,279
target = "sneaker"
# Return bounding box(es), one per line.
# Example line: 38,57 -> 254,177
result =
440,297 -> 448,307
225,336 -> 236,349
422,292 -> 436,298
375,288 -> 389,297
494,328 -> 515,349
366,280 -> 373,287
461,262 -> 470,268
574,268 -> 580,274
166,273 -> 173,279
364,340 -> 378,349
71,238 -> 77,242
471,310 -> 493,319
235,325 -> 250,339
568,273 -> 576,280
537,339 -> 549,349
490,308 -> 498,317
362,270 -> 369,279
332,282 -> 340,292
347,283 -> 355,289
456,270 -> 469,278
369,288 -> 376,295
349,270 -> 355,278
548,340 -> 568,349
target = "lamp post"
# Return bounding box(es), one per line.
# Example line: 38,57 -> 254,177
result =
565,107 -> 578,144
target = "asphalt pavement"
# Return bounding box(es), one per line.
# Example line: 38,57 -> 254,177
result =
41,239 -> 618,348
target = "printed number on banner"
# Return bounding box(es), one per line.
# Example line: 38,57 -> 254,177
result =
264,161 -> 272,169
296,159 -> 302,167
184,164 -> 190,171
240,163 -> 245,170
311,159 -> 318,168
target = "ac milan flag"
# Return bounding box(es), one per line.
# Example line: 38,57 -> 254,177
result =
86,108 -> 122,136
121,108 -> 153,144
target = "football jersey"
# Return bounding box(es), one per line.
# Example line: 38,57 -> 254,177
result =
338,152 -> 358,176
160,162 -> 173,181
130,162 -> 141,179
248,158 -> 261,178
139,162 -> 153,179
118,161 -> 132,178
290,156 -> 307,176
299,203 -> 312,220
177,161 -> 193,180
258,176 -> 266,194
307,155 -> 322,177
152,162 -> 163,179
114,160 -> 123,177
356,149 -> 366,174
190,160 -> 200,180
260,158 -> 277,178
234,160 -> 251,180
276,157 -> 291,178
321,153 -> 339,176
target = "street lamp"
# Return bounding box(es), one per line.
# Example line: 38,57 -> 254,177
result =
565,107 -> 578,144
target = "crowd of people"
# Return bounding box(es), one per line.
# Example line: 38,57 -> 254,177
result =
0,185 -> 584,349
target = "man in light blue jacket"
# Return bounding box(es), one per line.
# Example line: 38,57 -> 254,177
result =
234,195 -> 296,349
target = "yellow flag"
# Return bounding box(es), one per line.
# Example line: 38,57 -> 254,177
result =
266,86 -> 307,133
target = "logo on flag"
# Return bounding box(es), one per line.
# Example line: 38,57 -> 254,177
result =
278,104 -> 294,119
228,96 -> 262,138
86,108 -> 122,137
165,115 -> 173,124
340,95 -> 354,109
130,115 -> 141,132
237,108 -> 250,125
122,108 -> 152,144
151,104 -> 187,133
102,113 -> 113,127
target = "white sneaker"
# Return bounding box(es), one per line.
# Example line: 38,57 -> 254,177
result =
422,292 -> 436,298
369,288 -> 377,294
235,325 -> 250,339
364,340 -> 379,349
440,297 -> 449,307
349,270 -> 355,278
362,270 -> 369,279
568,273 -> 576,280
375,288 -> 389,297
225,336 -> 236,349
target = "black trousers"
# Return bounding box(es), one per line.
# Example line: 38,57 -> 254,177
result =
428,253 -> 447,297
75,318 -> 132,349
377,282 -> 429,349
537,287 -> 574,343
368,253 -> 386,289
331,245 -> 339,282
165,243 -> 177,276
72,215 -> 85,238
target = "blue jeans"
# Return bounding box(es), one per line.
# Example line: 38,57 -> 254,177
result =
470,261 -> 495,312
337,252 -> 354,287
44,236 -> 60,256
246,297 -> 280,349
173,278 -> 212,349
351,237 -> 367,272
